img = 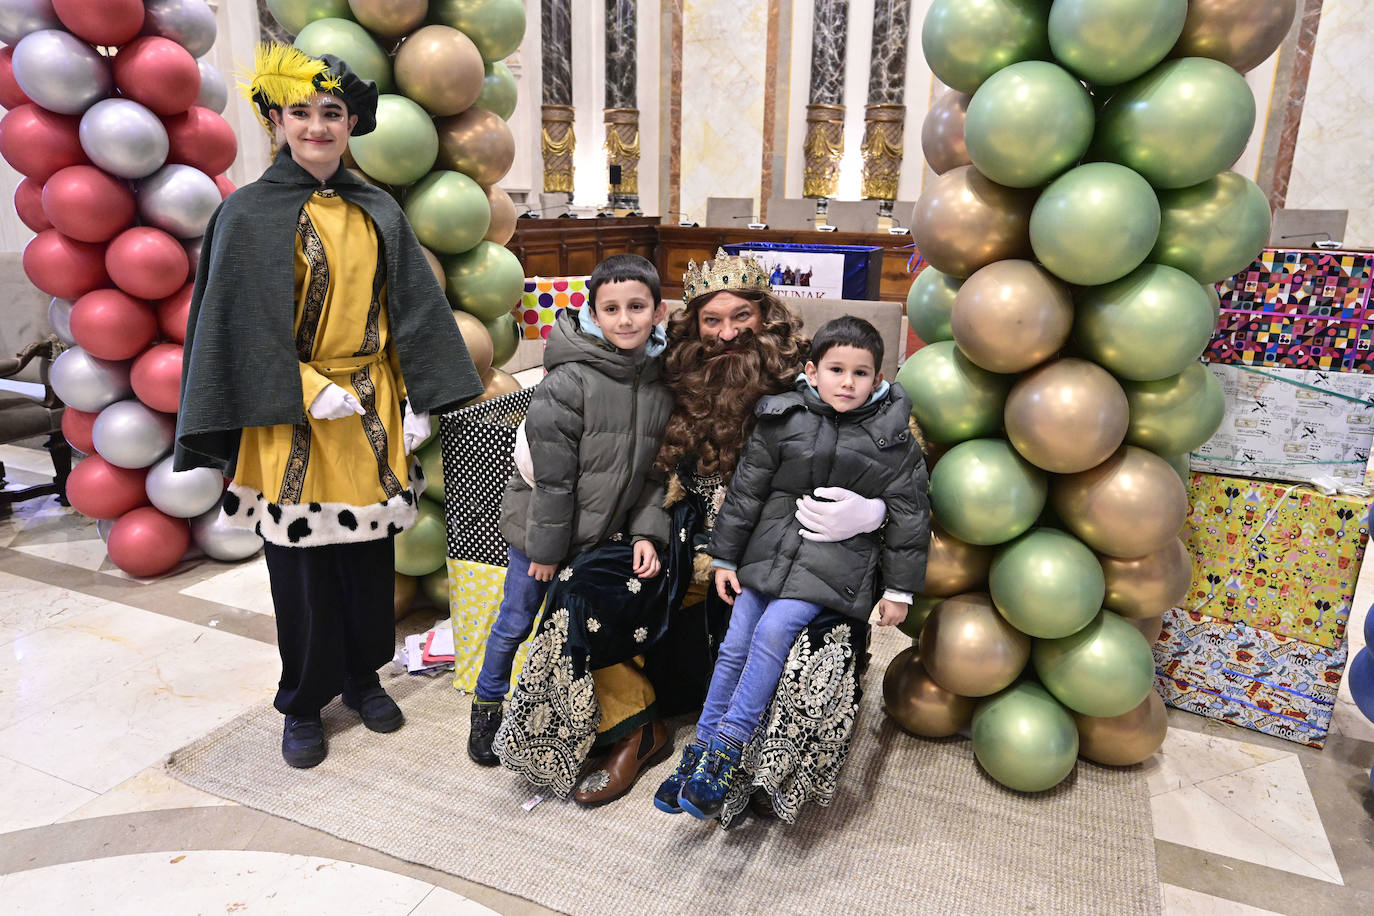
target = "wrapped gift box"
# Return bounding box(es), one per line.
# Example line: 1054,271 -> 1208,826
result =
518,276 -> 589,340
1154,606 -> 1347,748
1191,363 -> 1374,484
1183,473 -> 1369,647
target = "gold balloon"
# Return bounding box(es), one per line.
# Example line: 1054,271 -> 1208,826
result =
1099,537 -> 1192,619
1126,614 -> 1164,645
911,166 -> 1035,278
923,522 -> 994,597
421,246 -> 446,290
469,367 -> 522,405
1073,690 -> 1168,766
394,571 -> 418,620
394,25 -> 485,117
437,106 -> 516,187
484,184 -> 516,246
453,308 -> 494,378
1005,358 -> 1129,474
349,0 -> 427,38
952,259 -> 1072,373
1052,445 -> 1188,558
1171,0 -> 1297,73
920,593 -> 1030,697
883,646 -> 976,738
921,89 -> 973,175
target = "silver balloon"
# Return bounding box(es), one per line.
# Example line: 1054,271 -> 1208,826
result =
195,58 -> 228,113
79,98 -> 169,180
11,29 -> 113,115
50,346 -> 132,412
91,399 -> 175,469
145,454 -> 223,518
95,517 -> 115,542
183,236 -> 203,275
0,0 -> 59,47
138,164 -> 220,238
47,297 -> 75,346
190,503 -> 263,561
142,0 -> 217,58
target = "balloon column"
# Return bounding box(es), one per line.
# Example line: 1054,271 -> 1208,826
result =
261,0 -> 528,603
888,0 -> 1292,792
2,0 -> 261,577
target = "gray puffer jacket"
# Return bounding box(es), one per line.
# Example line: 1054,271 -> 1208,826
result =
499,308 -> 674,565
708,379 -> 930,620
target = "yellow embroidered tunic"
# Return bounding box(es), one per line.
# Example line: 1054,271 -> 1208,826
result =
225,191 -> 423,547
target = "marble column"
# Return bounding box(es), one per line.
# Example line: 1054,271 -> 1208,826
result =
803,0 -> 848,198
861,0 -> 909,204
605,0 -> 640,209
541,0 -> 576,194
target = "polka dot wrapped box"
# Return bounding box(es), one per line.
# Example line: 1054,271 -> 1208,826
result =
518,276 -> 589,340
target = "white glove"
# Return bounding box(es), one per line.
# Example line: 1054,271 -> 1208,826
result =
796,486 -> 887,542
309,383 -> 364,420
513,418 -> 534,486
403,402 -> 431,454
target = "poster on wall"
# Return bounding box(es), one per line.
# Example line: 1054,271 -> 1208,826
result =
737,248 -> 846,299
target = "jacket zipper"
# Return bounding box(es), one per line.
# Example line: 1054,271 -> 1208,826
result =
607,363 -> 642,532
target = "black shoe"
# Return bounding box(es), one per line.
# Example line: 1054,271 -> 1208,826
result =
468,701 -> 503,766
282,714 -> 326,768
342,685 -> 404,733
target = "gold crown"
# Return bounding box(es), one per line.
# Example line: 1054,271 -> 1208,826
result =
682,248 -> 772,300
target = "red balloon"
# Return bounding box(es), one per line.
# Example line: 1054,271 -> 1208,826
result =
41,165 -> 136,243
111,36 -> 199,116
0,47 -> 32,109
155,283 -> 192,343
0,104 -> 86,182
164,107 -> 237,176
14,178 -> 50,232
66,454 -> 148,519
53,0 -> 146,46
106,506 -> 190,577
213,174 -> 235,199
23,230 -> 109,299
130,342 -> 183,413
61,406 -> 99,454
106,227 -> 188,300
69,288 -> 157,360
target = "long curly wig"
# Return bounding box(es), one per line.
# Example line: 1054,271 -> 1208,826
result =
654,289 -> 808,479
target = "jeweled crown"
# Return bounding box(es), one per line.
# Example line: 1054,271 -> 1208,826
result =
682,248 -> 772,300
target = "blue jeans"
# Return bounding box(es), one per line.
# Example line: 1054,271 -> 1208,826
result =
474,546 -> 553,702
695,587 -> 821,747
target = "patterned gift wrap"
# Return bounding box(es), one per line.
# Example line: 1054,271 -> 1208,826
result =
439,386 -> 539,692
518,276 -> 589,340
1154,607 -> 1348,748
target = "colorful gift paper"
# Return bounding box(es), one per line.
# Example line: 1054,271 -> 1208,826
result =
518,276 -> 589,340
447,557 -> 536,693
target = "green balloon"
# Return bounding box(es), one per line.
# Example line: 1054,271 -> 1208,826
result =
416,435 -> 445,502
1204,282 -> 1221,325
1075,264 -> 1215,381
965,61 -> 1094,188
267,0 -> 353,35
294,18 -> 393,92
1095,57 -> 1256,189
484,311 -> 520,367
1151,172 -> 1273,284
906,268 -> 960,343
921,0 -> 1050,95
1032,609 -> 1155,717
896,341 -> 1011,445
1047,0 -> 1187,86
404,170 -> 491,255
348,95 -> 438,187
421,567 -> 451,609
929,439 -> 1047,546
897,595 -> 943,642
1122,361 -> 1225,456
477,61 -> 518,120
972,681 -> 1079,792
1030,162 -> 1160,286
445,241 -> 525,321
1163,451 -> 1191,486
433,0 -> 527,62
989,529 -> 1104,639
395,499 -> 447,576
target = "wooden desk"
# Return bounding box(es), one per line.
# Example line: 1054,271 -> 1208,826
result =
505,216 -> 658,278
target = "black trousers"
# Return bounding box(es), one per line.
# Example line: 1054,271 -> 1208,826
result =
264,537 -> 396,716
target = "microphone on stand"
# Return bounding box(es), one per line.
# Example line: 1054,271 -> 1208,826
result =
731,214 -> 769,230
518,203 -> 577,219
662,210 -> 698,227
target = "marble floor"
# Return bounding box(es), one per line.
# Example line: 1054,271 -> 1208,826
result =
1,441 -> 1372,915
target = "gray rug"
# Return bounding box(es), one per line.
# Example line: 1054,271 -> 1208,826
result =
167,628 -> 1161,915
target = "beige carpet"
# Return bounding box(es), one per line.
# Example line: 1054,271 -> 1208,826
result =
167,628 -> 1161,915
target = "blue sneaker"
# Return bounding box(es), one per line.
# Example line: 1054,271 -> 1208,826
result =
678,737 -> 743,820
653,742 -> 705,814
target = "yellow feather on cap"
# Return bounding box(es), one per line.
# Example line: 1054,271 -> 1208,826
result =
238,42 -> 329,135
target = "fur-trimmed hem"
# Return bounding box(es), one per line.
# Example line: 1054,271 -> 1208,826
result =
664,473 -> 686,509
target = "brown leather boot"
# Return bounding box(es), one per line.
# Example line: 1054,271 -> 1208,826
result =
573,719 -> 670,807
